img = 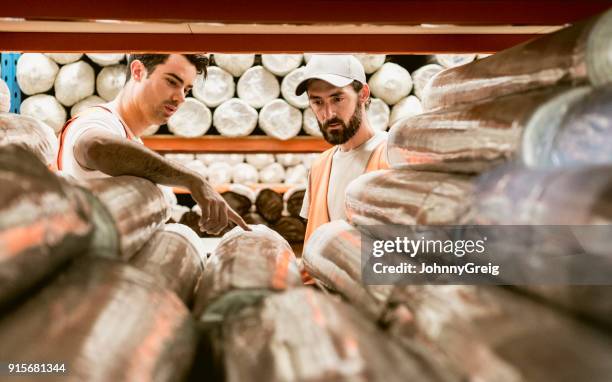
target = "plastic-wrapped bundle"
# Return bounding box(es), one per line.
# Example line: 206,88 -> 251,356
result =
367,98 -> 390,131
212,54 -> 255,77
368,62 -> 412,105
54,61 -> 95,107
231,162 -> 259,185
16,53 -> 59,95
302,107 -> 323,136
271,217 -> 305,243
345,169 -> 473,235
0,113 -> 58,167
388,86 -> 572,174
96,64 -> 127,101
0,79 -> 10,112
222,184 -> 255,216
302,153 -> 319,169
0,257 -> 196,382
353,54 -> 386,74
207,162 -> 233,185
0,146 -> 94,308
281,67 -> 309,109
184,160 -> 208,178
261,54 -> 303,76
284,186 -> 306,218
170,205 -> 190,223
284,164 -> 307,185
86,53 -> 125,66
389,95 -> 423,126
165,153 -> 195,165
522,85 -> 612,168
130,223 -> 207,305
45,53 -> 83,65
275,153 -> 302,167
192,66 -> 235,108
259,162 -> 286,184
168,98 -> 212,137
212,98 -> 258,137
19,94 -> 67,133
259,99 -> 302,140
179,211 -> 204,238
197,153 -> 244,166
246,153 -> 275,169
255,188 -> 283,223
411,64 -> 443,100
244,212 -> 267,226
193,225 -> 301,314
70,95 -> 105,117
196,287 -> 454,382
433,54 -> 476,68
423,9 -> 612,111
84,176 -> 170,259
237,66 -> 280,108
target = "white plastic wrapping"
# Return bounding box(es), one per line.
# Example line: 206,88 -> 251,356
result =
258,99 -> 302,140
301,153 -> 319,169
45,53 -> 83,65
54,61 -> 96,107
212,98 -> 258,137
207,162 -> 233,185
86,53 -> 125,67
389,95 -> 423,126
164,153 -> 195,165
0,79 -> 10,113
411,64 -> 443,100
96,64 -> 127,101
246,153 -> 275,169
236,66 -> 280,108
212,54 -> 255,77
168,98 -> 212,137
353,54 -> 386,74
261,54 -> 303,76
275,153 -> 302,167
284,164 -> 308,185
366,98 -> 390,131
197,153 -> 245,165
281,67 -> 309,109
185,160 -> 209,178
302,107 -> 323,136
19,94 -> 67,133
434,54 -> 476,68
368,62 -> 412,105
70,95 -> 105,117
0,112 -> 59,166
259,162 -> 286,184
16,53 -> 59,95
232,162 -> 259,184
192,67 -> 235,108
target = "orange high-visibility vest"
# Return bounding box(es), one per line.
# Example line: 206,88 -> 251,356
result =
56,105 -> 135,171
303,140 -> 389,245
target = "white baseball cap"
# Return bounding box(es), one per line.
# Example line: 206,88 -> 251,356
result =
295,54 -> 366,96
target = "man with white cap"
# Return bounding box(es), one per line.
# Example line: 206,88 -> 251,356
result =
297,54 -> 389,247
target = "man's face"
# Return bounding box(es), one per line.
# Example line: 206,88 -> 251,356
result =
307,80 -> 363,145
134,54 -> 197,125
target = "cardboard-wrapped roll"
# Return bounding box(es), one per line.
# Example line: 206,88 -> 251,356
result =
130,223 -> 207,305
212,54 -> 255,77
433,54 -> 476,68
0,112 -> 59,167
367,98 -> 390,131
0,79 -> 10,112
389,95 -> 422,126
237,66 -> 280,109
168,98 -> 212,137
45,53 -> 82,65
261,54 -> 303,76
271,216 -> 305,243
221,184 -> 255,216
411,64 -> 443,100
259,162 -> 285,184
345,169 -> 473,234
16,53 -> 59,95
207,162 -> 232,185
192,67 -> 235,108
193,225 -> 301,313
96,64 -> 127,101
302,107 -> 323,136
259,99 -> 302,140
70,95 -> 105,117
284,186 -> 305,218
0,146 -> 94,309
86,53 -> 125,66
424,9 -> 612,111
245,153 -> 275,169
368,62 -> 412,105
284,164 -> 307,185
388,86 -> 572,173
213,98 -> 258,137
281,66 -> 309,109
54,61 -> 95,107
255,188 -> 283,223
354,54 -> 386,74
0,257 -> 196,381
244,212 -> 267,226
231,162 -> 259,184
19,94 -> 67,133
522,85 -> 612,168
85,176 -> 170,259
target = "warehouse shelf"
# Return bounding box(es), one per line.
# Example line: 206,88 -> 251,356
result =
143,135 -> 331,153
174,183 -> 301,194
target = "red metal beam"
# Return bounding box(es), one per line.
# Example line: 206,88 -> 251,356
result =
0,32 -> 538,53
0,0 -> 609,25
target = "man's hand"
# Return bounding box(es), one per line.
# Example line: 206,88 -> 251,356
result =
189,177 -> 250,234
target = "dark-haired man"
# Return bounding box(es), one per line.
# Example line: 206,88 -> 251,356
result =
296,55 -> 389,245
57,53 -> 247,234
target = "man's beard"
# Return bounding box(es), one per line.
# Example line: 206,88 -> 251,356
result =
318,101 -> 362,145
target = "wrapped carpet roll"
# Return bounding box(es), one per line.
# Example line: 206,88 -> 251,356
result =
70,95 -> 105,117
184,160 -> 208,178
231,162 -> 259,185
261,54 -> 303,76
197,153 -> 245,166
259,99 -> 302,140
275,153 -> 302,167
237,66 -> 280,109
165,153 -> 195,165
19,94 -> 67,133
192,66 -> 235,108
280,66 -> 310,109
179,211 -> 205,238
302,107 -> 323,136
54,61 -> 95,107
368,62 -> 412,105
96,64 -> 127,101
0,79 -> 10,112
45,53 -> 83,65
367,98 -> 391,131
0,112 -> 59,167
410,63 -> 443,100
245,153 -> 275,169
433,54 -> 476,68
353,54 -> 386,74
86,53 -> 125,66
212,98 -> 258,137
258,162 -> 286,184
244,211 -> 268,226
212,54 -> 255,77
168,97 -> 212,137
207,162 -> 233,185
283,186 -> 306,218
170,205 -> 190,223
389,95 -> 423,126
255,188 -> 283,223
16,53 -> 59,95
301,153 -> 319,169
284,164 -> 308,185
221,184 -> 255,216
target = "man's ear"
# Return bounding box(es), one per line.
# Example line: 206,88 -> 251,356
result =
130,60 -> 147,81
359,83 -> 370,104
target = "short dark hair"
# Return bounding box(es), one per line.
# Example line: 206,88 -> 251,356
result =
351,80 -> 371,109
125,54 -> 209,81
